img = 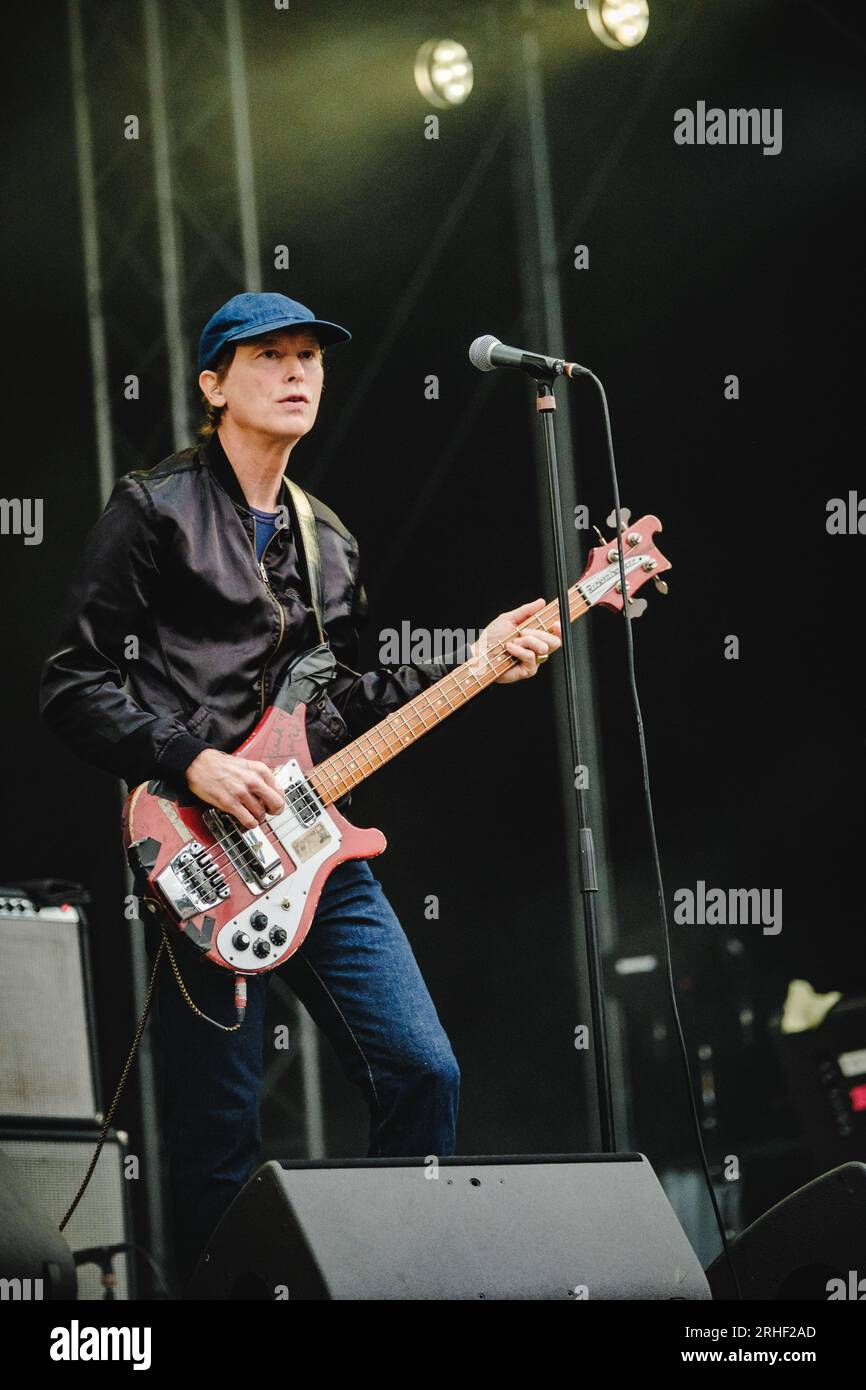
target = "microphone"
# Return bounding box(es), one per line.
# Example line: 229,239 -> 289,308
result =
468,334 -> 588,380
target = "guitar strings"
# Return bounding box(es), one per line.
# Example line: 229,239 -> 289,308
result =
174,593 -> 583,892
312,596 -> 584,800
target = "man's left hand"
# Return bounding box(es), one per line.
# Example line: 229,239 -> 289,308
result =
469,597 -> 562,684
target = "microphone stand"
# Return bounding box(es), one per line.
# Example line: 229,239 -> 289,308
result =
534,375 -> 616,1152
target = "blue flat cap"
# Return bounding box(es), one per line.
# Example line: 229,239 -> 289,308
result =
199,292 -> 351,371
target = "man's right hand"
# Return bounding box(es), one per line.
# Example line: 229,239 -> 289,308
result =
185,749 -> 285,831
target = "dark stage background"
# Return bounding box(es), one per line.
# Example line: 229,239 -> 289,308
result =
1,0 -> 863,1280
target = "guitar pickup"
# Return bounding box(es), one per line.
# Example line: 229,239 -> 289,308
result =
284,779 -> 322,828
203,811 -> 284,894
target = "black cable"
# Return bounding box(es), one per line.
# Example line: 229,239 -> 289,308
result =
59,941 -> 164,1233
581,368 -> 744,1301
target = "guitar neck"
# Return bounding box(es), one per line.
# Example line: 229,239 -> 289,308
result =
309,581 -> 590,806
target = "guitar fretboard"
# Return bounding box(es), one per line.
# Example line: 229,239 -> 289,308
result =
308,581 -> 590,806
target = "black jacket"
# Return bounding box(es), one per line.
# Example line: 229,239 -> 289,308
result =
38,429 -> 463,797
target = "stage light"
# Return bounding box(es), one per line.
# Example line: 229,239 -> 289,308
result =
587,1 -> 649,50
414,39 -> 474,109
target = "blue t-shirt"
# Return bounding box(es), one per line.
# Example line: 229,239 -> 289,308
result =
249,505 -> 280,561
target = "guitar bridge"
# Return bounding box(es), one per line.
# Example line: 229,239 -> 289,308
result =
155,840 -> 230,921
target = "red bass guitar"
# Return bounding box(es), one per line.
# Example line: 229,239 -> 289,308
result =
123,515 -> 670,975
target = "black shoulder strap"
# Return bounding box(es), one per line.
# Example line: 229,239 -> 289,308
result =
284,477 -> 326,644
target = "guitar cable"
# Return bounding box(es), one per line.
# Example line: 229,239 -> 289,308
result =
582,369 -> 743,1300
59,930 -> 163,1235
59,903 -> 247,1239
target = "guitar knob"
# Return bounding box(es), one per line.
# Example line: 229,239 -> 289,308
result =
269,926 -> 288,948
250,911 -> 268,931
232,931 -> 250,951
252,939 -> 271,959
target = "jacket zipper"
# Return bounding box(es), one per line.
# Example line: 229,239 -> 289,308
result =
251,526 -> 286,715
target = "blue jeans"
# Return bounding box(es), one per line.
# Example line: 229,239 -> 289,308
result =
143,857 -> 460,1289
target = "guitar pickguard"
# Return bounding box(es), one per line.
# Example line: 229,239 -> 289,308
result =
212,758 -> 343,970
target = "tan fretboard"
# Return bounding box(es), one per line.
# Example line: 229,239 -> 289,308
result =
307,580 -> 590,806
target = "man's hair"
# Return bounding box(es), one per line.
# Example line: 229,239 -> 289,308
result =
196,335 -> 325,441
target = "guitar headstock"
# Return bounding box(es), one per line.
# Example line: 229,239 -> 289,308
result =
577,512 -> 671,618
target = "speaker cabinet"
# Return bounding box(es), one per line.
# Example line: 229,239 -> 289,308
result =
0,1126 -> 135,1300
188,1152 -> 710,1300
0,1151 -> 77,1299
0,891 -> 101,1121
706,1161 -> 866,1300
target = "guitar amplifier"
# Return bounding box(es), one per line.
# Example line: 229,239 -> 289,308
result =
0,1124 -> 135,1300
0,887 -> 102,1121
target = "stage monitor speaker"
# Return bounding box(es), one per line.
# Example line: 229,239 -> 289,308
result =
706,1161 -> 866,1300
188,1152 -> 710,1300
0,1126 -> 135,1300
0,888 -> 101,1122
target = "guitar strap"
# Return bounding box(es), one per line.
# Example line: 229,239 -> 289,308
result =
283,476 -> 326,646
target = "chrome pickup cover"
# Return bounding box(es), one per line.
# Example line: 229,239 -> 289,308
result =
203,809 -> 284,894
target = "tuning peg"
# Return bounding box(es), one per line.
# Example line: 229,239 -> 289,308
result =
606,507 -> 631,530
626,596 -> 648,618
653,577 -> 669,596
592,525 -> 608,545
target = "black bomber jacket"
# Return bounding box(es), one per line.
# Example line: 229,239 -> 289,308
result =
38,429 -> 465,799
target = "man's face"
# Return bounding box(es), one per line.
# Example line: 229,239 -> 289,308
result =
204,327 -> 324,441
